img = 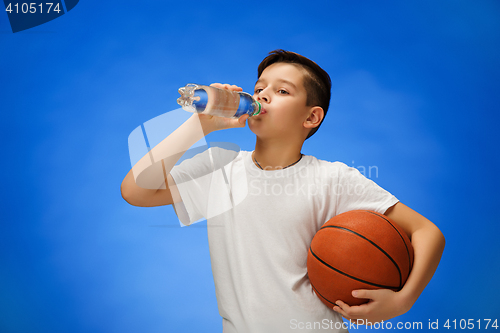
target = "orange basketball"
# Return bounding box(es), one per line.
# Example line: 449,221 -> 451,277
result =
307,210 -> 414,307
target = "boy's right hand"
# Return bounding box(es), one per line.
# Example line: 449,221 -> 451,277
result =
197,83 -> 250,134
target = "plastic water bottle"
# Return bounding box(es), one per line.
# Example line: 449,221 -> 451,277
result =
177,83 -> 262,118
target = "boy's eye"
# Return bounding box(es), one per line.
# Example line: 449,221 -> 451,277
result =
255,88 -> 263,94
278,89 -> 289,95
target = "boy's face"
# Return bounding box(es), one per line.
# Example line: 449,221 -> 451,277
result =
249,62 -> 316,141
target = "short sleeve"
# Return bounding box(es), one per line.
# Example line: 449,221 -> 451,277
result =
170,147 -> 240,226
335,164 -> 399,216
170,148 -> 214,225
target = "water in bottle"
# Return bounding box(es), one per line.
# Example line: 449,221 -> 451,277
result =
177,83 -> 261,118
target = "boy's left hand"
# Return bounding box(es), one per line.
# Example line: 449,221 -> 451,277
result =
333,289 -> 411,324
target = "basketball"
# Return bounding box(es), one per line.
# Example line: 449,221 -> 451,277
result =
307,210 -> 414,307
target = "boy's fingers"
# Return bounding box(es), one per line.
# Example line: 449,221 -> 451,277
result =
334,300 -> 348,311
224,84 -> 242,91
210,83 -> 243,91
334,300 -> 349,314
334,299 -> 368,318
333,302 -> 352,320
225,115 -> 247,129
352,289 -> 373,299
238,114 -> 249,125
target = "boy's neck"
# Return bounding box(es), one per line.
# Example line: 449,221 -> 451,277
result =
253,138 -> 304,170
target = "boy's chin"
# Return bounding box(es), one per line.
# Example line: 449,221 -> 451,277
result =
249,128 -> 279,141
248,127 -> 266,139
248,119 -> 285,139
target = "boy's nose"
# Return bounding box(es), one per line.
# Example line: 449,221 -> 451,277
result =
257,93 -> 269,103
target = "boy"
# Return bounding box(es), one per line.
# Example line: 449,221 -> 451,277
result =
121,50 -> 445,332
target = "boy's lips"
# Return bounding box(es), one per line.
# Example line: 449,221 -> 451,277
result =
260,108 -> 267,115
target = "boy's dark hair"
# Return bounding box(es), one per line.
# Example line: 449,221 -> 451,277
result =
257,49 -> 331,139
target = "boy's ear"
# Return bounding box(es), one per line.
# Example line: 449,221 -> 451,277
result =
303,106 -> 324,129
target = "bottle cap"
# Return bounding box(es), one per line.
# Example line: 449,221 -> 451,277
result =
254,101 -> 262,116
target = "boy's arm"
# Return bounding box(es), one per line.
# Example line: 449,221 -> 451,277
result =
121,114 -> 206,207
333,202 -> 445,323
121,84 -> 247,207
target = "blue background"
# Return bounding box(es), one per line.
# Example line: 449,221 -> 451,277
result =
1,1 -> 499,332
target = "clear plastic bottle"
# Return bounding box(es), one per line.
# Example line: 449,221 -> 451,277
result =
177,83 -> 261,118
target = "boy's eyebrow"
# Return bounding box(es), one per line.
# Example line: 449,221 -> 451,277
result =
255,78 -> 297,89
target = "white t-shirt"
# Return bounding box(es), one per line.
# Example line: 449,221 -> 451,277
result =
171,147 -> 399,333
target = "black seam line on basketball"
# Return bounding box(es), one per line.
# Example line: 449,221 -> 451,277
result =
319,225 -> 403,289
364,210 -> 412,277
309,246 -> 399,290
309,280 -> 336,307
